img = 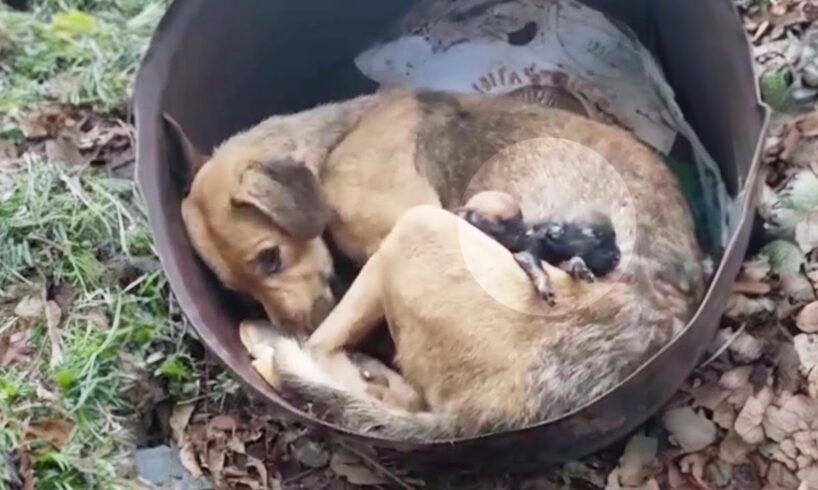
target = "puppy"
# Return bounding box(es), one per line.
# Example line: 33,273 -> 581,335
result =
175,90 -> 705,440
527,214 -> 621,280
458,191 -> 621,303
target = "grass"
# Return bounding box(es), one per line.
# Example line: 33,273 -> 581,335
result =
0,159 -> 210,489
0,0 -> 169,139
0,1 -> 227,487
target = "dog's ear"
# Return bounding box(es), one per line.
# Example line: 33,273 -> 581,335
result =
162,113 -> 210,177
231,158 -> 331,240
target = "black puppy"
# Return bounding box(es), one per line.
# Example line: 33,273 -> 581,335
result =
458,191 -> 620,303
526,216 -> 621,281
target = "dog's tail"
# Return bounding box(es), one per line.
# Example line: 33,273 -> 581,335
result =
272,337 -> 456,442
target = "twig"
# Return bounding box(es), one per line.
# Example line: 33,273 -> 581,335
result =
697,323 -> 747,370
336,440 -> 415,490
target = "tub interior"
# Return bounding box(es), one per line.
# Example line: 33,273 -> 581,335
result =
136,0 -> 767,462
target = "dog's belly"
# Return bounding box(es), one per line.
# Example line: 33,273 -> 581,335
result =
375,205 -> 562,424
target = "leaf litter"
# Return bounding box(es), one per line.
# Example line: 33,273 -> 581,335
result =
2,1 -> 818,489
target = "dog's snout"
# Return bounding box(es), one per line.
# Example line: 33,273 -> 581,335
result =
309,294 -> 336,328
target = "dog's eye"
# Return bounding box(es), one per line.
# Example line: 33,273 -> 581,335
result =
255,247 -> 282,275
581,227 -> 596,238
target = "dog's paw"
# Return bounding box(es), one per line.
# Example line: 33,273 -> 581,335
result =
567,256 -> 595,283
534,277 -> 557,305
514,252 -> 556,305
239,319 -> 287,357
250,345 -> 282,388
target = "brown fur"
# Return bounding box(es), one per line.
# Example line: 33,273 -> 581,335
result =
178,90 -> 704,441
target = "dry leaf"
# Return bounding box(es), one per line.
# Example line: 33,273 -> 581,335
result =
782,273 -> 817,304
607,468 -> 624,490
45,300 -> 62,368
45,136 -> 85,167
765,442 -> 799,471
0,330 -> 32,368
692,381 -> 729,411
179,441 -> 203,479
205,445 -> 226,481
226,434 -> 246,455
330,450 -> 388,486
726,294 -> 776,318
706,461 -> 732,488
732,278 -> 772,296
745,254 -> 772,281
291,438 -> 329,468
720,429 -> 753,464
735,386 -> 774,445
85,309 -> 109,330
768,461 -> 801,489
783,439 -> 799,459
795,334 -> 818,374
794,431 -> 818,461
713,401 -> 738,430
17,448 -> 34,490
678,453 -> 708,489
730,332 -> 765,362
662,406 -> 717,453
799,302 -> 818,333
24,419 -> 74,449
778,341 -> 806,394
16,111 -> 50,138
798,465 -> 818,490
245,455 -> 268,485
207,414 -> 237,434
764,395 -> 818,441
720,366 -> 755,408
617,434 -> 658,486
797,211 -> 818,254
169,403 -> 195,444
14,296 -> 43,319
666,463 -> 694,489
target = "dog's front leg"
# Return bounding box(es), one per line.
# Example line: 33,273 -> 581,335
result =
513,251 -> 555,305
307,253 -> 386,355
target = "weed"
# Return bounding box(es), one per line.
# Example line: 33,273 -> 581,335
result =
0,0 -> 169,138
0,159 -> 202,488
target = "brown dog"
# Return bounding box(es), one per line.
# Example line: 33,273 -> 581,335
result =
176,90 -> 705,440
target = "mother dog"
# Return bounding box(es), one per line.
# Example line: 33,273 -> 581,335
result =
175,90 -> 704,441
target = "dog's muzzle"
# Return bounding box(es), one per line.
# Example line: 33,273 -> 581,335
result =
308,292 -> 336,329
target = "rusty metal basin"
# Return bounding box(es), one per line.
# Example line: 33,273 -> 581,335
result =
134,0 -> 769,470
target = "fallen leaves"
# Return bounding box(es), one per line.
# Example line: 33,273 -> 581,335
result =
169,403 -> 195,444
736,386 -> 775,445
290,437 -> 330,469
11,104 -> 136,178
14,296 -> 43,320
172,406 -> 287,489
614,434 -> 659,487
330,450 -> 388,486
0,330 -> 33,368
662,406 -> 718,453
23,419 -> 74,449
798,302 -> 818,333
744,0 -> 818,111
